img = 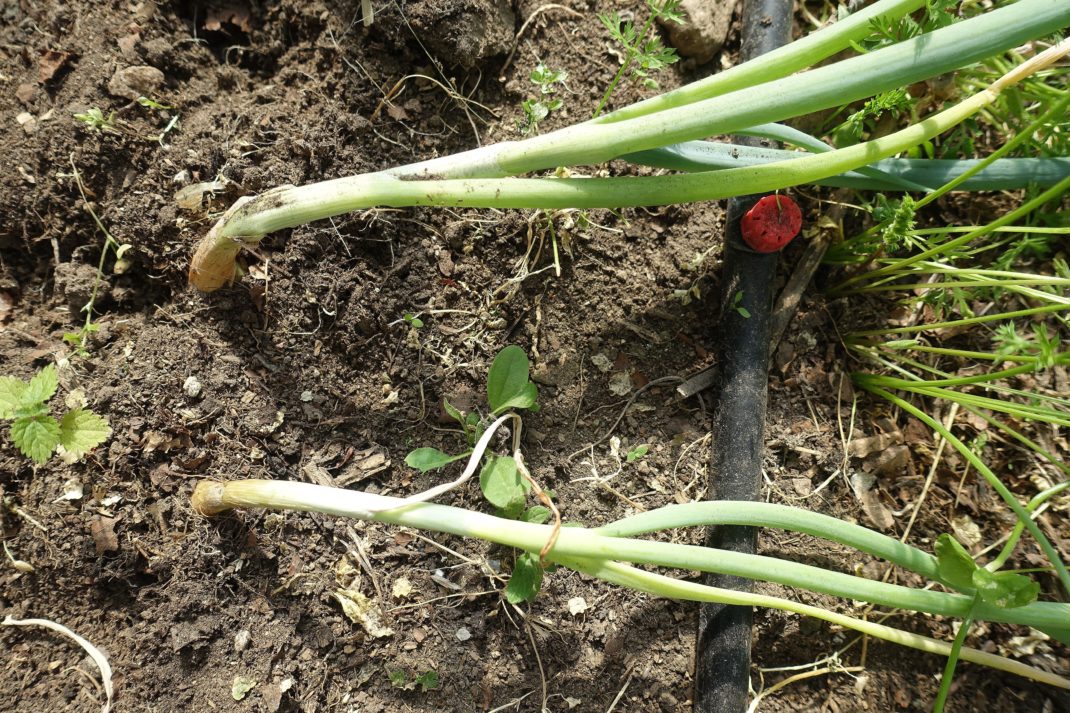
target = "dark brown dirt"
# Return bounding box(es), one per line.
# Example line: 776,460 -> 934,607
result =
1,1 -> 1067,712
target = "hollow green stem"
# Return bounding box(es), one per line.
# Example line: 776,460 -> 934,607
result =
190,13 -> 1070,290
594,500 -> 941,581
859,358 -> 1065,389
205,86 -> 1000,249
861,342 -> 1042,364
557,557 -> 1068,690
860,387 -> 1070,595
191,479 -> 1070,631
627,143 -> 1070,191
847,303 -> 1070,337
931,597 -> 979,713
988,482 -> 1070,572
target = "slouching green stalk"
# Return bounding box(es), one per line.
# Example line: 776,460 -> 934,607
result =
861,385 -> 1070,596
560,558 -> 1069,690
192,480 -> 1070,633
191,479 -> 1070,688
189,3 -> 1070,290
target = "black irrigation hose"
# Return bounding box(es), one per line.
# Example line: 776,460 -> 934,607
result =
694,1 -> 795,711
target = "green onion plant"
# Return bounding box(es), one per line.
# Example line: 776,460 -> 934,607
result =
189,0 -> 1070,290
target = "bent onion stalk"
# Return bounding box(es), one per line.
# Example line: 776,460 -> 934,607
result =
188,3 -> 1070,290
191,478 -> 1070,689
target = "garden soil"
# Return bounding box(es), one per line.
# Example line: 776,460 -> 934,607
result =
1,1 -> 1067,711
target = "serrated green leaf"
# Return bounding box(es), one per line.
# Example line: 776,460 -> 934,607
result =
58,408 -> 112,456
487,346 -> 537,413
405,447 -> 468,473
935,533 -> 977,592
22,365 -> 58,406
11,414 -> 61,464
479,455 -> 523,509
414,670 -> 438,692
523,506 -> 551,524
971,568 -> 1040,609
504,552 -> 544,604
0,377 -> 26,419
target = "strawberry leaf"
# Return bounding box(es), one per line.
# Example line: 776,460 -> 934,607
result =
11,414 -> 61,464
22,365 -> 58,406
58,408 -> 112,456
0,377 -> 26,419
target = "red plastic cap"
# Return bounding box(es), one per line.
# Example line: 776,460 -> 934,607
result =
739,194 -> 802,253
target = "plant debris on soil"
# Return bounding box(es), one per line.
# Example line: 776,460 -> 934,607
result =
1,1 -> 1067,712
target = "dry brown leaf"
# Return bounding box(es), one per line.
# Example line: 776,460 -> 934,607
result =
90,516 -> 119,554
38,49 -> 72,83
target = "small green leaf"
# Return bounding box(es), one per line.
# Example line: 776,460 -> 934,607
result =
414,670 -> 439,692
58,408 -> 111,456
22,365 -> 58,406
935,533 -> 977,592
495,382 -> 539,413
137,96 -> 173,110
487,346 -> 538,413
497,496 -> 527,520
626,444 -> 649,463
0,377 -> 26,419
388,670 -> 408,688
231,675 -> 257,701
523,506 -> 551,524
11,414 -> 61,464
504,552 -> 544,604
971,567 -> 1040,609
443,398 -> 465,426
405,447 -> 468,473
479,455 -> 524,508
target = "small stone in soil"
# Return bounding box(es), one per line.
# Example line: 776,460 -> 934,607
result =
183,375 -> 203,398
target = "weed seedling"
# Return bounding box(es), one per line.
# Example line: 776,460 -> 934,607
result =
0,365 -> 111,464
404,345 -> 550,602
731,290 -> 751,319
519,63 -> 567,135
596,0 -> 683,115
388,669 -> 438,692
73,108 -> 120,135
626,444 -> 649,463
63,155 -> 133,356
